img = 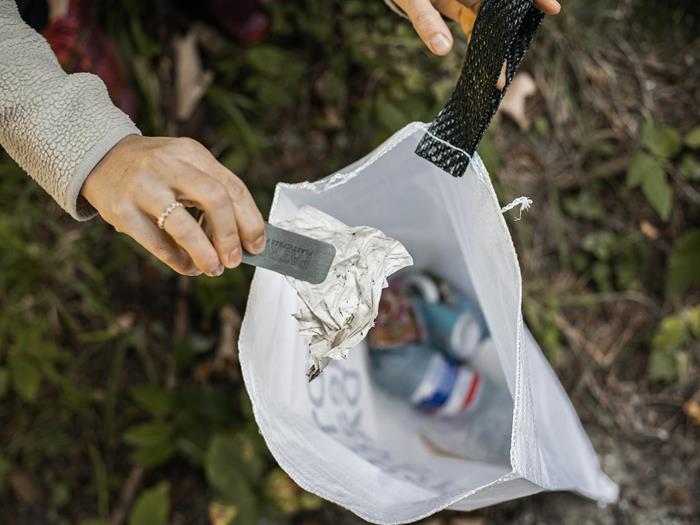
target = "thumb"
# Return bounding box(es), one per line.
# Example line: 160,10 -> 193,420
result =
395,0 -> 454,56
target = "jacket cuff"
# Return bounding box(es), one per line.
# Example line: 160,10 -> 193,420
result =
65,123 -> 142,221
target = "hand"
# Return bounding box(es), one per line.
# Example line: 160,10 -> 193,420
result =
394,0 -> 561,88
81,135 -> 266,277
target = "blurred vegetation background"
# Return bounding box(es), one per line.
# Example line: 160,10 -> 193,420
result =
0,0 -> 698,524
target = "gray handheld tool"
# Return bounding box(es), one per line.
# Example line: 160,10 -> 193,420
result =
241,222 -> 335,284
197,212 -> 335,284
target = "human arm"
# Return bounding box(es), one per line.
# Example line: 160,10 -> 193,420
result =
0,0 -> 265,276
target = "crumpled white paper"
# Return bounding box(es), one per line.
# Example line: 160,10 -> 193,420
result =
279,206 -> 413,380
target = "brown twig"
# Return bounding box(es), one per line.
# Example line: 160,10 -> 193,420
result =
109,466 -> 145,525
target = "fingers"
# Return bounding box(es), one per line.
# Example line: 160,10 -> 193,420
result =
395,0 -> 453,55
138,189 -> 223,276
135,138 -> 265,272
434,0 -> 477,39
496,61 -> 507,89
194,153 -> 266,256
170,169 -> 245,269
161,204 -> 224,276
121,212 -> 200,276
219,172 -> 266,255
534,0 -> 561,15
398,0 -> 560,57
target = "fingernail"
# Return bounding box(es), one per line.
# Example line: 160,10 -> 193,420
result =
252,234 -> 266,254
207,264 -> 224,277
226,246 -> 241,268
429,34 -> 451,55
188,269 -> 203,277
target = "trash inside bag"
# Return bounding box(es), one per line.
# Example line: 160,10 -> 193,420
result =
367,273 -> 513,464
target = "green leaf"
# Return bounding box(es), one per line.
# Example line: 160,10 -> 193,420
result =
641,164 -> 673,221
563,190 -> 606,222
204,434 -> 261,524
688,305 -> 700,336
685,126 -> 700,149
213,480 -> 257,525
8,354 -> 41,401
206,434 -> 264,488
123,422 -> 174,448
128,482 -> 170,525
626,152 -> 673,220
581,231 -> 616,260
650,308 -> 699,384
0,455 -> 11,490
626,152 -> 663,188
591,260 -> 613,292
51,482 -> 70,508
130,385 -> 173,417
678,154 -> 700,181
129,443 -> 174,468
264,469 -> 300,516
375,94 -> 407,133
0,368 -> 9,399
614,243 -> 645,290
653,315 -> 691,351
641,121 -> 682,158
246,45 -> 305,79
648,347 -> 679,382
667,229 -> 700,295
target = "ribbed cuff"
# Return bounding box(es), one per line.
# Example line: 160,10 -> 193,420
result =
66,123 -> 142,221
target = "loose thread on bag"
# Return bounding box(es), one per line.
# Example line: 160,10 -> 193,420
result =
501,196 -> 533,220
416,125 -> 533,221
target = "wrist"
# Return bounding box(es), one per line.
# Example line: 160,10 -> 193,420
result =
80,133 -> 140,204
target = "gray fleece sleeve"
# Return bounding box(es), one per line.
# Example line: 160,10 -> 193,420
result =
0,0 -> 141,220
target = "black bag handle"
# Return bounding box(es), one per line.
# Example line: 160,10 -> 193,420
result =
415,0 -> 544,176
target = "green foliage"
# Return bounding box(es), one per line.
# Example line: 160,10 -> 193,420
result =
263,469 -> 323,516
582,231 -> 616,260
123,423 -> 175,467
209,435 -> 264,485
128,482 -> 170,525
625,119 -> 700,223
8,353 -> 42,401
130,385 -> 174,417
575,228 -> 648,292
684,126 -> 700,149
641,121 -> 682,159
563,189 -> 606,222
205,434 -> 260,524
678,154 -> 700,181
649,305 -> 700,383
123,421 -> 174,448
523,297 -> 563,364
626,152 -> 672,221
0,368 -> 9,398
666,229 -> 700,295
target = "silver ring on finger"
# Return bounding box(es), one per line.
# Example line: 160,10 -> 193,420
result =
157,201 -> 185,230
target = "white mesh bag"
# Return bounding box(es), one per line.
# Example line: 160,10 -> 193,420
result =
239,1 -> 618,522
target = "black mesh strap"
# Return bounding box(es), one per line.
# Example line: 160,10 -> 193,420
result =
415,0 -> 544,176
